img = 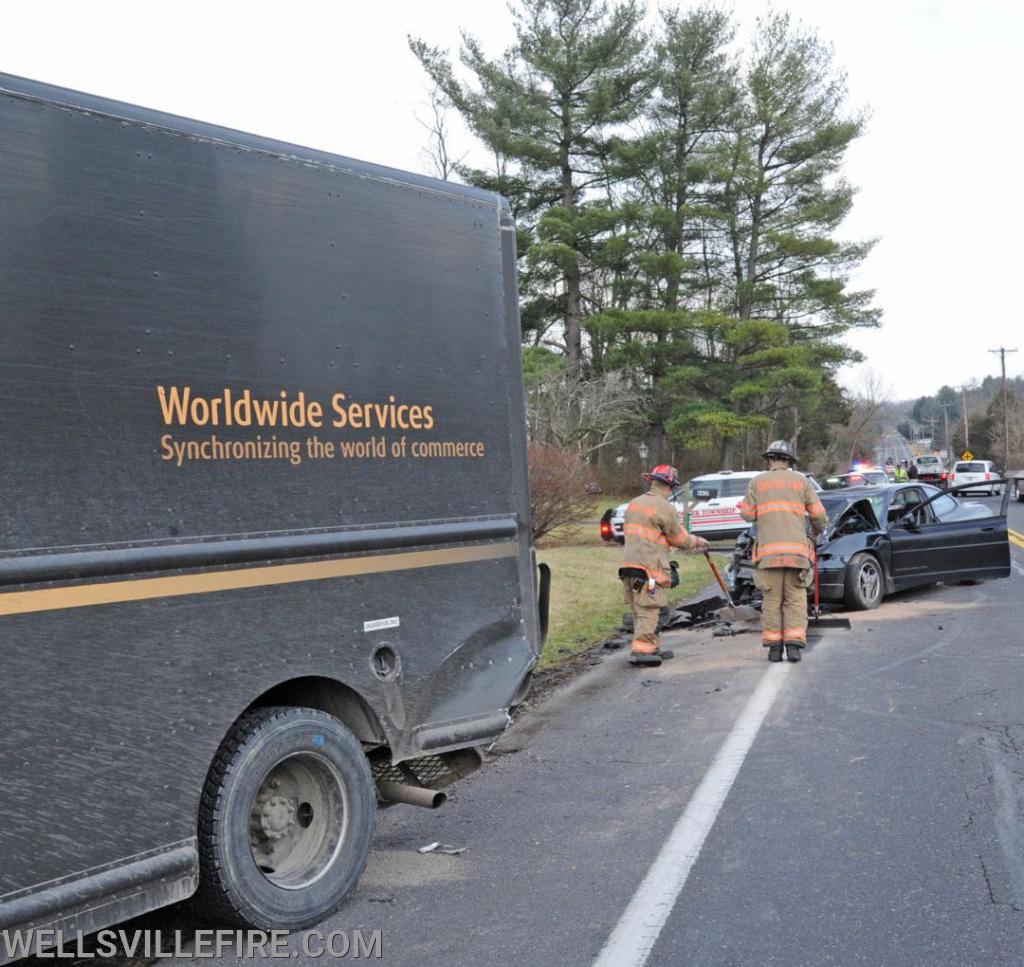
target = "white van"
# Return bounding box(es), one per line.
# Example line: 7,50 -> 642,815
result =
950,459 -> 1000,495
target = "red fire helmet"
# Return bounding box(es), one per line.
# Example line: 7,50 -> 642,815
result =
642,464 -> 680,487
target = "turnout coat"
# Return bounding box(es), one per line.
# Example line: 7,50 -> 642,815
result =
739,468 -> 828,569
621,490 -> 683,588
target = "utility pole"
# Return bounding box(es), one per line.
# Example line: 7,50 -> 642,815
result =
960,384 -> 969,450
989,347 -> 1019,471
938,402 -> 952,458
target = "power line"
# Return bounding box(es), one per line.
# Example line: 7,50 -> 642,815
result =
989,347 -> 1018,471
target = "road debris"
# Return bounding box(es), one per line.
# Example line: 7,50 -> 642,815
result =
603,635 -> 630,650
418,842 -> 467,856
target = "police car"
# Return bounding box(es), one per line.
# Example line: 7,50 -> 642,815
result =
684,471 -> 761,541
603,470 -> 761,544
604,494 -> 687,543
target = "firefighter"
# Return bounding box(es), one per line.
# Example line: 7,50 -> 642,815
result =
739,441 -> 828,663
620,464 -> 709,666
894,461 -> 909,482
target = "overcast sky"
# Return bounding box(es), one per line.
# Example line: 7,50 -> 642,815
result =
2,0 -> 1021,399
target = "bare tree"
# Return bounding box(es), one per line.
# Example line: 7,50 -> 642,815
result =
414,85 -> 467,182
526,371 -> 646,459
840,369 -> 893,465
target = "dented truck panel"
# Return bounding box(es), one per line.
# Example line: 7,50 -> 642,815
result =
0,73 -> 538,940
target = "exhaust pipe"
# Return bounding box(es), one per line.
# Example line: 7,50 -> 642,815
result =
376,780 -> 447,809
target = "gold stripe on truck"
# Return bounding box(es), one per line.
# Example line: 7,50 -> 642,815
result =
0,542 -> 519,618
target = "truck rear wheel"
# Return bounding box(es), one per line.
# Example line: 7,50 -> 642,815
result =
196,706 -> 375,929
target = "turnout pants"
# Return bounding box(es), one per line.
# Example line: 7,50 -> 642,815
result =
623,577 -> 666,655
756,566 -> 807,647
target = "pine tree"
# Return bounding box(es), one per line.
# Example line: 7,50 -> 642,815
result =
721,13 -> 876,325
589,6 -> 736,462
409,6 -> 881,474
703,12 -> 879,465
410,0 -> 650,381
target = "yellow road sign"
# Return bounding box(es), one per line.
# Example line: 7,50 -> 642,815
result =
961,450 -> 974,461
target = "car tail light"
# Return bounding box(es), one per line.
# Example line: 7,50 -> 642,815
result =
950,473 -> 955,481
985,472 -> 991,480
600,518 -> 612,540
940,472 -> 947,480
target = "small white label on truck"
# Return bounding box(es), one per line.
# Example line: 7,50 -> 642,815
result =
364,616 -> 400,632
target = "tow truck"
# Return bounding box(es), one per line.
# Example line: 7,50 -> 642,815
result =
914,454 -> 949,489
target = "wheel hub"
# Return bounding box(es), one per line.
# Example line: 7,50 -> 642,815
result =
860,563 -> 880,599
258,795 -> 295,840
247,752 -> 348,890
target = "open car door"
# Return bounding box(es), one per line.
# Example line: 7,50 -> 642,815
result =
888,481 -> 1012,588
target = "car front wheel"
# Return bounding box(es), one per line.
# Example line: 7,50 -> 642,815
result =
844,553 -> 884,611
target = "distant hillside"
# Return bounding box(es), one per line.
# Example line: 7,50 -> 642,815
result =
893,375 -> 1024,424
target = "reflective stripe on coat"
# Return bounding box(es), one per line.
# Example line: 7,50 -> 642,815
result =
739,468 -> 828,569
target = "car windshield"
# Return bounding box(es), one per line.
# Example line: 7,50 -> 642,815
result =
955,462 -> 988,473
689,477 -> 749,499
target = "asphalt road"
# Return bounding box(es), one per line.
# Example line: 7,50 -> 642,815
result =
146,508 -> 1023,967
40,492 -> 1024,967
875,432 -> 915,467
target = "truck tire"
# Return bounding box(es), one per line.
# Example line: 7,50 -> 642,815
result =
196,706 -> 375,930
843,553 -> 884,611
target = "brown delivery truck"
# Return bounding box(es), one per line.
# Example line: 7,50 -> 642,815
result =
0,73 -> 547,954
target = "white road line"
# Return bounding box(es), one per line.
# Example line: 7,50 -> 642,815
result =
593,666 -> 791,967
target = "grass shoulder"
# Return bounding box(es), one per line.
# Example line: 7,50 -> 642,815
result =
535,529 -> 729,670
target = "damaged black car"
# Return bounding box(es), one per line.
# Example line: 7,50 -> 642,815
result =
726,482 -> 1013,611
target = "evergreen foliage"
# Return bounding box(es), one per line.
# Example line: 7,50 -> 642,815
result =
411,2 -> 880,471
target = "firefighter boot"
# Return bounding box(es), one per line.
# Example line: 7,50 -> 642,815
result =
785,641 -> 803,663
629,649 -> 662,666
767,644 -> 784,662
629,647 -> 675,667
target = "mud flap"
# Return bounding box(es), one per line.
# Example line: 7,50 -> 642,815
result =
537,562 -> 552,643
